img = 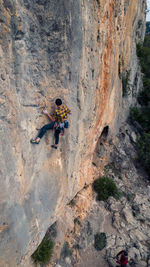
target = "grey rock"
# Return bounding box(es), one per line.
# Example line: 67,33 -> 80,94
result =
0,0 -> 146,266
3,0 -> 14,12
130,131 -> 137,143
65,257 -> 72,265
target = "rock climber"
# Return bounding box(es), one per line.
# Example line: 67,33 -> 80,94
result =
30,98 -> 72,149
116,250 -> 128,267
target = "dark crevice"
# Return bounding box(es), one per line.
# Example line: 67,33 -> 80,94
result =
100,126 -> 109,141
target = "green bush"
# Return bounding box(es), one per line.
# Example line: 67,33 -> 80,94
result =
93,176 -> 119,201
130,106 -> 142,123
94,232 -> 107,251
129,35 -> 150,178
32,235 -> 54,265
74,217 -> 81,225
136,38 -> 150,77
122,70 -> 131,97
137,133 -> 150,177
138,78 -> 150,105
130,106 -> 150,132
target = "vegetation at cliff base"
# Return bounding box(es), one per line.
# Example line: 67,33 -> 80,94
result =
136,36 -> 150,77
137,133 -> 150,175
32,235 -> 54,265
122,70 -> 131,97
130,35 -> 150,177
93,176 -> 119,201
94,232 -> 107,251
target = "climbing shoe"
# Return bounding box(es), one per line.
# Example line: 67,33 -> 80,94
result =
51,145 -> 57,149
30,139 -> 40,144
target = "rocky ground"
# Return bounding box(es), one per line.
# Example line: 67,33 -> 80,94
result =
43,122 -> 150,267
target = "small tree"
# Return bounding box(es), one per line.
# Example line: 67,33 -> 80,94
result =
94,232 -> 107,251
32,235 -> 54,265
93,176 -> 119,201
137,133 -> 150,177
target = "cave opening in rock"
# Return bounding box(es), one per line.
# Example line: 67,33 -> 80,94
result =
92,126 -> 109,165
100,126 -> 109,141
95,126 -> 109,157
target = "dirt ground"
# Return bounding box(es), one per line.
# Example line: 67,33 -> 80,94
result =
78,247 -> 109,267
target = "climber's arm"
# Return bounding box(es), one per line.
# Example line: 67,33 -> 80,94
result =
43,109 -> 55,121
65,105 -> 72,114
47,113 -> 55,121
116,250 -> 124,258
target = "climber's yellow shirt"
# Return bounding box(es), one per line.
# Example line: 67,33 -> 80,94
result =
53,105 -> 71,123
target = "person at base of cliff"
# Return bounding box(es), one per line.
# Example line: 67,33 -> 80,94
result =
115,250 -> 128,267
30,98 -> 72,149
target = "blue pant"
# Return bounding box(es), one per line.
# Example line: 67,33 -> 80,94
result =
37,121 -> 68,145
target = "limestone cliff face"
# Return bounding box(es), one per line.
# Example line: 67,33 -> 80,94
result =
0,0 -> 146,266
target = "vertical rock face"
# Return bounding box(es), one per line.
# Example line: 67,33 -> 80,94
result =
0,0 -> 146,266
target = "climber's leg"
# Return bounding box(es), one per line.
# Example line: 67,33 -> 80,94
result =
55,128 -> 61,145
38,122 -> 55,138
51,128 -> 61,149
31,122 -> 55,144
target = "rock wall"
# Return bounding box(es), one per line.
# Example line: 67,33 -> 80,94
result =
0,0 -> 146,266
50,124 -> 150,267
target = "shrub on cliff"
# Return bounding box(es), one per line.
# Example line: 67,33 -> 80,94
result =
138,77 -> 150,106
122,70 -> 131,97
137,133 -> 150,177
130,106 -> 150,132
93,176 -> 119,201
129,35 -> 150,178
136,37 -> 150,77
32,235 -> 54,265
94,232 -> 107,251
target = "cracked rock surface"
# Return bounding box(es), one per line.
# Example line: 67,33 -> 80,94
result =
0,0 -> 146,265
50,124 -> 150,267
